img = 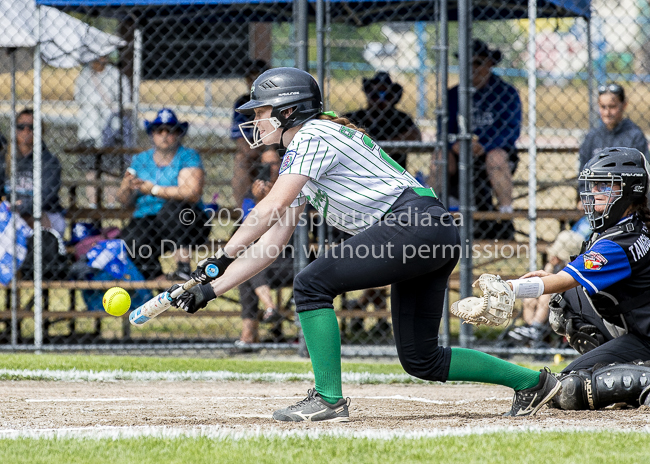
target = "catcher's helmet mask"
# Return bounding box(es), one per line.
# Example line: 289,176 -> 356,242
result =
236,67 -> 323,149
579,147 -> 650,233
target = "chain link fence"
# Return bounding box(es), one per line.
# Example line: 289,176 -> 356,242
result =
0,0 -> 645,358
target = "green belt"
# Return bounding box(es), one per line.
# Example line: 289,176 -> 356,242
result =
412,187 -> 438,199
383,187 -> 438,218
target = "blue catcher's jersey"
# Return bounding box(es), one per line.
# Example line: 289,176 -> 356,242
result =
563,214 -> 650,326
564,214 -> 650,297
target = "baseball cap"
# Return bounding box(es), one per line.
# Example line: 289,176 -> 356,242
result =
144,108 -> 189,136
362,72 -> 403,104
455,39 -> 502,64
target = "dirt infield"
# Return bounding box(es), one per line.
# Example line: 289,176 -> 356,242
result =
2,380 -> 649,432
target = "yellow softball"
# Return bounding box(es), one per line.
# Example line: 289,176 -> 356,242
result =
103,287 -> 131,317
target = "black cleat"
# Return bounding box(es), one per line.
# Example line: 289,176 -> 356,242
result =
504,367 -> 561,417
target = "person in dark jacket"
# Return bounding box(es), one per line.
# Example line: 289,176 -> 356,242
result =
578,83 -> 648,175
432,40 -> 522,240
0,108 -> 64,236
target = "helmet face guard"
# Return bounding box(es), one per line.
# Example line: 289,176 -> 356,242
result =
235,67 -> 323,149
579,173 -> 624,233
238,116 -> 282,149
579,147 -> 650,233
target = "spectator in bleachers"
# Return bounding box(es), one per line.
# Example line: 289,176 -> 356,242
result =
234,149 -> 292,351
345,72 -> 421,169
0,108 -> 65,237
431,39 -> 521,240
342,72 -> 421,333
74,55 -> 133,208
117,109 -> 210,280
578,83 -> 648,174
231,59 -> 278,207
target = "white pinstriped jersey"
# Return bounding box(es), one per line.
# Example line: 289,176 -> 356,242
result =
281,119 -> 423,234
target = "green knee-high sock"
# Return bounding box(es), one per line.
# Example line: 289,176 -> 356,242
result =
299,308 -> 342,404
447,348 -> 541,391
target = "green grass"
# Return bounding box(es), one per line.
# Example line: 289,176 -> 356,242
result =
0,353 -> 406,375
1,432 -> 647,464
0,353 -> 567,377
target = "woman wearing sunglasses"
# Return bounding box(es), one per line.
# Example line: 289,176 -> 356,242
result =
117,108 -> 210,281
578,83 -> 648,174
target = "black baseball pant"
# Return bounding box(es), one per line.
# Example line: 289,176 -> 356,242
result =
293,189 -> 460,382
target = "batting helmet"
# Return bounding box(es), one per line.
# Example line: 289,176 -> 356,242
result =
236,67 -> 322,148
579,147 -> 650,232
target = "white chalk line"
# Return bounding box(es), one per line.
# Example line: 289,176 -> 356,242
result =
26,398 -> 140,403
22,395 -> 512,406
1,424 -> 649,441
0,368 -> 421,384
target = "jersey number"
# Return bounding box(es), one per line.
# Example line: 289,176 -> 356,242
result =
338,126 -> 405,174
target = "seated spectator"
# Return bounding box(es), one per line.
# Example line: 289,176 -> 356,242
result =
343,72 -> 421,330
345,71 -> 421,169
0,108 -> 65,237
508,230 -> 584,344
117,109 -> 210,280
231,59 -> 278,207
431,40 -> 521,240
578,83 -> 649,200
234,149 -> 293,351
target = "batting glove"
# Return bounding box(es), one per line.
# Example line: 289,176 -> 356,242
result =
168,284 -> 216,314
191,252 -> 235,284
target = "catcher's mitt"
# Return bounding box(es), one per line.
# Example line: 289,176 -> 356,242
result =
450,274 -> 515,326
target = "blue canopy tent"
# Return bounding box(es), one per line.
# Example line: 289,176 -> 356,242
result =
38,0 -> 589,22
32,0 -> 592,350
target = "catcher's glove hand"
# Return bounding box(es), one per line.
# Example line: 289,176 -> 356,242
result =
450,274 -> 515,326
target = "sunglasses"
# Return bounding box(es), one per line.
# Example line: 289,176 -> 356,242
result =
17,124 -> 34,131
590,181 -> 619,193
598,83 -> 624,97
152,125 -> 181,135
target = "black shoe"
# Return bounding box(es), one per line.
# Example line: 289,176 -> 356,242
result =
262,308 -> 283,324
504,367 -> 561,417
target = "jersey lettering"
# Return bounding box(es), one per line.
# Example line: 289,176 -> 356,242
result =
361,134 -> 376,151
339,126 -> 355,139
629,234 -> 650,262
307,188 -> 330,219
380,148 -> 406,175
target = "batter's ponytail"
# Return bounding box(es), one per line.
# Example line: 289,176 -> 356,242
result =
318,113 -> 367,134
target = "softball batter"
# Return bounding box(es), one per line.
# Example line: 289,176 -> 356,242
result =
170,67 -> 560,421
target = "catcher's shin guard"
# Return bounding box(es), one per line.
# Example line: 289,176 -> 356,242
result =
551,361 -> 650,410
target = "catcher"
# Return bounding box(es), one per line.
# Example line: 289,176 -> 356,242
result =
453,147 -> 650,410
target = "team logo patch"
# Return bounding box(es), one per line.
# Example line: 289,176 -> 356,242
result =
280,151 -> 296,173
583,251 -> 608,270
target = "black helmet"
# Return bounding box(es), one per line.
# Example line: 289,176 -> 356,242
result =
237,67 -> 322,127
579,147 -> 650,232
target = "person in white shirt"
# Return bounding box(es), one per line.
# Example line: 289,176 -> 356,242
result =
74,55 -> 132,207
